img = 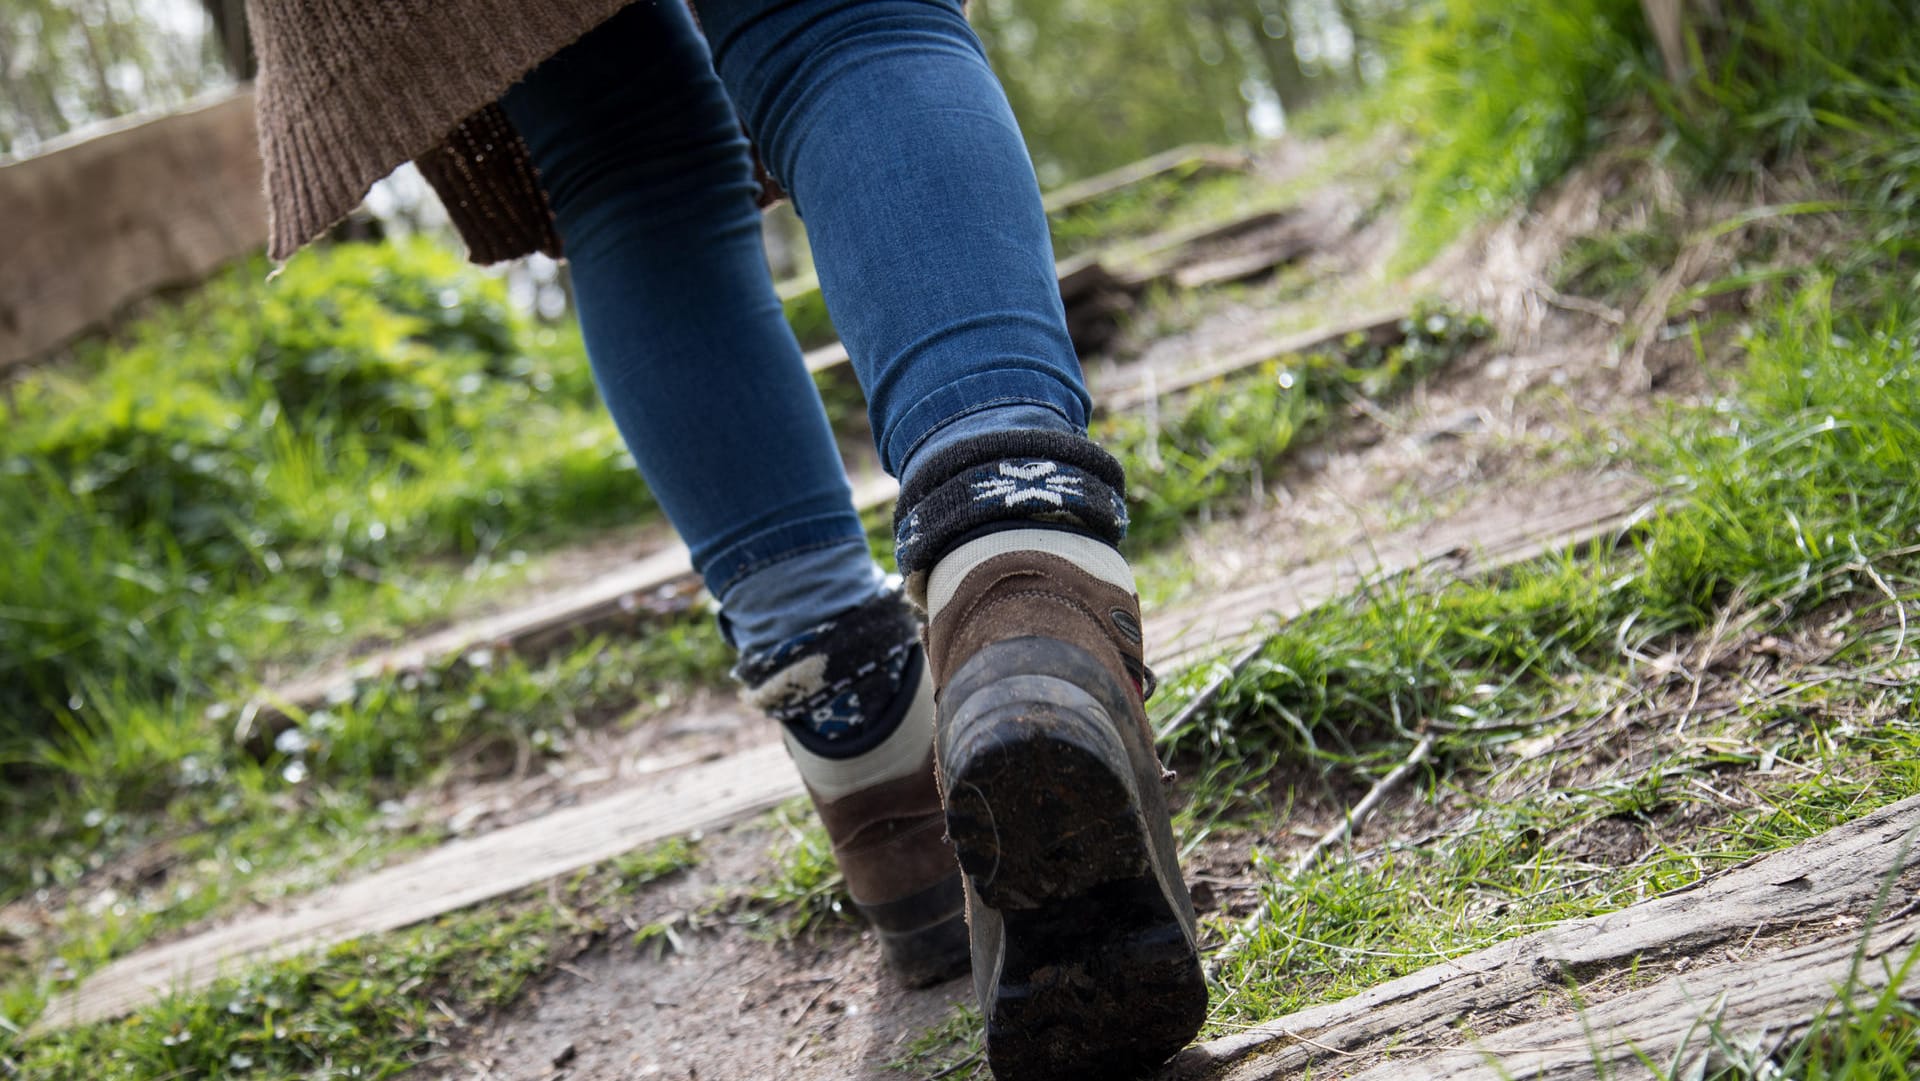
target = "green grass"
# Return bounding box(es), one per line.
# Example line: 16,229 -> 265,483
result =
1380,0 -> 1653,270
1047,167 -> 1265,259
1377,0 -> 1918,279
889,1004 -> 986,1080
0,619 -> 729,1041
1107,301 -> 1491,552
0,242 -> 644,747
711,800 -> 857,941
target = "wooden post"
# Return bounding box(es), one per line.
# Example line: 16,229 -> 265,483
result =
0,89 -> 266,373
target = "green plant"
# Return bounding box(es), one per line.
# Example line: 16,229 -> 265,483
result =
721,801 -> 855,941
1382,0 -> 1653,270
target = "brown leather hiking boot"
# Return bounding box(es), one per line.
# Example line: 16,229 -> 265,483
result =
895,432 -> 1207,1081
736,589 -> 970,987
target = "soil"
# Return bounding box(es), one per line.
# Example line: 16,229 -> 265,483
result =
431,930 -> 967,1081
419,817 -> 970,1081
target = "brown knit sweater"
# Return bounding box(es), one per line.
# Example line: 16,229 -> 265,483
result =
249,0 -> 635,263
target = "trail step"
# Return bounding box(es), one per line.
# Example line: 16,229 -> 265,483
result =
245,309 -> 1413,733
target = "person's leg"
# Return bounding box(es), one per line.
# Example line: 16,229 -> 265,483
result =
694,1 -> 1208,1076
500,2 -> 878,655
499,0 -> 967,986
697,0 -> 1086,485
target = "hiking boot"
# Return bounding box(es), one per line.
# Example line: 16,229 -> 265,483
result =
735,588 -> 970,987
895,431 -> 1208,1081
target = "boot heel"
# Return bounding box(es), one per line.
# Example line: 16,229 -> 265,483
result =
938,638 -> 1208,1081
942,673 -> 1148,909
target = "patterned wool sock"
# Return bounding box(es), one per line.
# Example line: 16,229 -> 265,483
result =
733,586 -> 934,795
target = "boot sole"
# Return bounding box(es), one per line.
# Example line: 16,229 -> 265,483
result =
941,642 -> 1207,1081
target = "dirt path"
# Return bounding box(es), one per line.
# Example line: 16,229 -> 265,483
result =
436,927 -> 968,1081
419,820 -> 971,1081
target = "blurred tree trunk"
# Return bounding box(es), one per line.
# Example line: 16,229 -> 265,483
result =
1192,0 -> 1254,140
201,0 -> 256,79
1335,0 -> 1370,82
81,14 -> 125,115
1246,0 -> 1313,113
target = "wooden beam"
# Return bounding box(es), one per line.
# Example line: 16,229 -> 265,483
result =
1337,920 -> 1920,1081
36,742 -> 803,1033
1147,482 -> 1644,671
1,90 -> 265,373
44,484 -> 1645,1031
1101,309 -> 1407,414
1041,144 -> 1250,218
1172,793 -> 1920,1080
244,308 -> 1411,729
238,472 -> 899,738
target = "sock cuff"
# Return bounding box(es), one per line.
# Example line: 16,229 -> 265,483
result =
732,586 -> 920,755
893,429 -> 1129,586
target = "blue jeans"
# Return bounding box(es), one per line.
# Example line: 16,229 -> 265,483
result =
501,0 -> 1086,653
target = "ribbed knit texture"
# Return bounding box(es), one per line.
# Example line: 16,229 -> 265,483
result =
893,429 -> 1130,584
249,0 -> 618,260
249,0 -> 788,263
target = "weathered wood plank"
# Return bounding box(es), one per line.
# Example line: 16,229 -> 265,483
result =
1041,144 -> 1250,217
1344,916 -> 1920,1081
1171,794 -> 1920,1080
240,472 -> 898,736
1,90 -> 265,372
1149,482 -> 1644,670
48,484 -> 1645,1032
1101,309 -> 1409,414
37,742 -> 804,1032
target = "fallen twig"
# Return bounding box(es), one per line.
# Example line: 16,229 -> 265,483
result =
1289,734 -> 1436,877
1154,637 -> 1269,744
1205,734 -> 1437,980
928,1051 -> 984,1079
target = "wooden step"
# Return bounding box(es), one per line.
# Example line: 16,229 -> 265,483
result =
244,310 -> 1413,733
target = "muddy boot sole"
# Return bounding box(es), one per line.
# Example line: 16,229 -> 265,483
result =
940,639 -> 1207,1081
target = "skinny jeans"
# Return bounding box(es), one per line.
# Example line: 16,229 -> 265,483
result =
501,0 -> 1086,652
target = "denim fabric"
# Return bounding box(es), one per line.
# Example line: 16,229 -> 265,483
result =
501,0 -> 1088,651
